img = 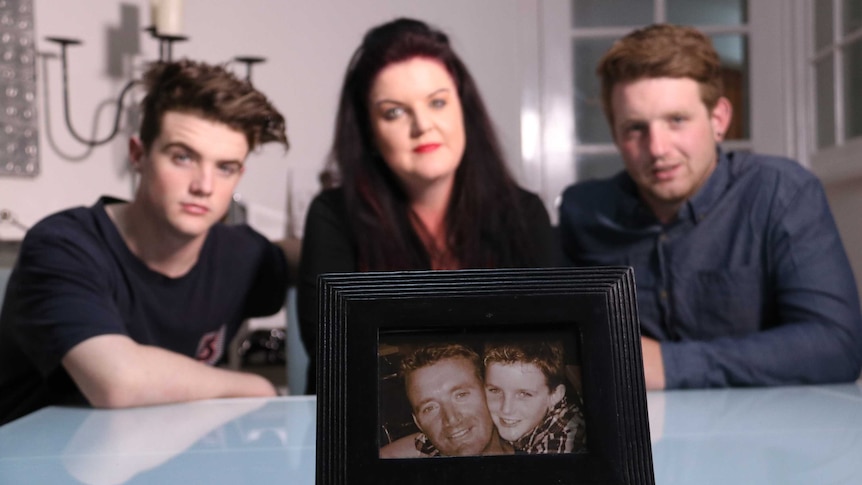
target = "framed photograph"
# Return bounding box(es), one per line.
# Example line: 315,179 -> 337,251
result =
316,267 -> 654,485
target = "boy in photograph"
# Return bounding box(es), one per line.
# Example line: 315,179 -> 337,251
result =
483,340 -> 586,454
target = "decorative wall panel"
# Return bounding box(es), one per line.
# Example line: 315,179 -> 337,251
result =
0,0 -> 38,176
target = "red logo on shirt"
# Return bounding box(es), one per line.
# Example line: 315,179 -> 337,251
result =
196,325 -> 226,364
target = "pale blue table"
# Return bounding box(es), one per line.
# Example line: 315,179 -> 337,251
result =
1,383 -> 860,484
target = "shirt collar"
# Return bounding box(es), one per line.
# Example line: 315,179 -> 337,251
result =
614,148 -> 730,226
684,148 -> 731,225
614,172 -> 661,226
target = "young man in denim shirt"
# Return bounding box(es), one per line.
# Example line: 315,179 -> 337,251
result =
559,24 -> 862,389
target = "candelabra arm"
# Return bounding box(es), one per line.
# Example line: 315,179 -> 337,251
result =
49,37 -> 139,147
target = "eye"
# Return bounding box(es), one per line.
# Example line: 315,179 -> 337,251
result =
217,162 -> 243,176
420,403 -> 439,415
170,150 -> 192,165
454,390 -> 471,401
669,115 -> 686,126
628,123 -> 647,134
430,98 -> 447,109
620,123 -> 647,140
486,386 -> 500,395
517,391 -> 534,399
382,106 -> 406,121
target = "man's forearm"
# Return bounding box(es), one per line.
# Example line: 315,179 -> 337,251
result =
660,324 -> 862,388
63,335 -> 276,409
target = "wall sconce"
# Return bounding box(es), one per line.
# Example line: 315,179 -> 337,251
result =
45,28 -> 267,147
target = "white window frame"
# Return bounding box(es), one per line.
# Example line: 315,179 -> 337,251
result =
531,0 -> 799,222
800,0 -> 862,184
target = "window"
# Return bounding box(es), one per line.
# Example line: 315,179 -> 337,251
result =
807,0 -> 862,180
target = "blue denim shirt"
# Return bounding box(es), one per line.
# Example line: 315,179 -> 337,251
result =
559,150 -> 862,388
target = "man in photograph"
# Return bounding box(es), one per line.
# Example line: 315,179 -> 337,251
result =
379,343 -> 513,458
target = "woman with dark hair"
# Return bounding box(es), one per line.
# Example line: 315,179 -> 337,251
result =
298,18 -> 556,393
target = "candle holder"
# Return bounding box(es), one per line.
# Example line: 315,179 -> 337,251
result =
233,56 -> 267,83
45,28 -> 265,147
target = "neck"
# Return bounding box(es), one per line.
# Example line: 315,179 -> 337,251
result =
483,429 -> 514,455
408,177 -> 454,241
107,201 -> 206,278
408,179 -> 457,269
643,197 -> 681,225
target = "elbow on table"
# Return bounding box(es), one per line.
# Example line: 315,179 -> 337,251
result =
807,345 -> 862,385
83,383 -> 145,409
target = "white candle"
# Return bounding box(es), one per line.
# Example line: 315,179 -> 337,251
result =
156,0 -> 183,36
149,0 -> 160,28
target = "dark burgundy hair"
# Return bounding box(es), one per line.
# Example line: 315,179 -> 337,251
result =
326,17 -> 540,270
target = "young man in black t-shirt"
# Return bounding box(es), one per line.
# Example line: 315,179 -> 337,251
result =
0,60 -> 291,425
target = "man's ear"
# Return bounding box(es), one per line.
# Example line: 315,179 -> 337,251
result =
412,413 -> 423,432
549,384 -> 566,408
710,96 -> 733,142
129,136 -> 146,172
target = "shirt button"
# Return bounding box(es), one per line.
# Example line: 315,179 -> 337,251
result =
660,290 -> 668,300
659,233 -> 668,242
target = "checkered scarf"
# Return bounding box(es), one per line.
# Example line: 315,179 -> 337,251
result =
511,396 -> 586,454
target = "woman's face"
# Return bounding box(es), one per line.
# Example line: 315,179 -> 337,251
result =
367,57 -> 466,196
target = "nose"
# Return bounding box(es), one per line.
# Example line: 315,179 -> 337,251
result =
410,108 -> 432,138
190,164 -> 213,196
499,394 -> 513,415
441,401 -> 462,427
648,125 -> 670,159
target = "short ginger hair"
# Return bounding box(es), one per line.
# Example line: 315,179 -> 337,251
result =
597,23 -> 724,126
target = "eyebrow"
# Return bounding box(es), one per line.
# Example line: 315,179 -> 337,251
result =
412,381 -> 475,410
161,141 -> 198,157
162,142 -> 244,166
373,88 -> 452,108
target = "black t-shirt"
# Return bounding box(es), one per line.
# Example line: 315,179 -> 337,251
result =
0,197 -> 289,425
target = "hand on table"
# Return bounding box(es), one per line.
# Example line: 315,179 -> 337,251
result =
641,336 -> 666,390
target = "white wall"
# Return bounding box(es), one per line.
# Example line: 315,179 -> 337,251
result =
0,0 -> 535,240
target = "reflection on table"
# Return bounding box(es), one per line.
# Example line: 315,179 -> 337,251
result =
0,383 -> 860,484
0,397 -> 315,485
648,382 -> 862,485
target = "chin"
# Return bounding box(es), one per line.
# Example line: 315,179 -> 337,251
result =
499,430 -> 523,442
169,220 -> 214,240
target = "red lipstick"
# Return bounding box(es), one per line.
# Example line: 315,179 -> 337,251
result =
414,143 -> 441,154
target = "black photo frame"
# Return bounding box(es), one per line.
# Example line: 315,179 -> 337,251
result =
316,267 -> 654,485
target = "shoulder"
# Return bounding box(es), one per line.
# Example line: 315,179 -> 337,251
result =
513,187 -> 549,216
206,223 -> 286,269
379,432 -> 425,459
27,205 -> 97,239
729,151 -> 819,190
21,204 -> 109,264
559,173 -> 627,222
303,188 -> 352,238
561,174 -> 625,207
726,151 -> 826,211
310,187 -> 347,213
